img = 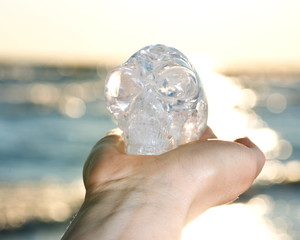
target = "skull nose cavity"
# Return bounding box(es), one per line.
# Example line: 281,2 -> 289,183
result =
129,91 -> 163,116
126,116 -> 174,155
126,94 -> 174,155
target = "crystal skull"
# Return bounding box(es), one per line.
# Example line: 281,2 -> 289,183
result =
104,44 -> 208,155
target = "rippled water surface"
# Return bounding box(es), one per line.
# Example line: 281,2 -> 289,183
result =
1,64 -> 300,239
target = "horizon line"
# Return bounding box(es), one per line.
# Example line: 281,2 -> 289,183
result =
1,55 -> 300,76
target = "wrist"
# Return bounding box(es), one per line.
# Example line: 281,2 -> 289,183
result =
63,176 -> 188,240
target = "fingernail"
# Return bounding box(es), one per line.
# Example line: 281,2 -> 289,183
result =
235,137 -> 249,142
235,137 -> 257,148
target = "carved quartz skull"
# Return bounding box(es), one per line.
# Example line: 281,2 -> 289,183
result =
104,44 -> 207,155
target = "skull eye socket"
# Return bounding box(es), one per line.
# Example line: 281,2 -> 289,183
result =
105,67 -> 142,115
156,66 -> 199,100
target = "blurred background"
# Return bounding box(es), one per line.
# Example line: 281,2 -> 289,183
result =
0,0 -> 300,239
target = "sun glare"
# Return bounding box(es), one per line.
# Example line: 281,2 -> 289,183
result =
173,57 -> 296,239
182,197 -> 292,240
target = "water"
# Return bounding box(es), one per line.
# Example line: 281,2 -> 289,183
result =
0,64 -> 300,239
0,64 -> 115,183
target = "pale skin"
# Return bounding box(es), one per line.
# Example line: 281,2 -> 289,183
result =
61,127 -> 265,240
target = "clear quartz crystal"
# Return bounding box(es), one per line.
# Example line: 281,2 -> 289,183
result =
104,44 -> 208,155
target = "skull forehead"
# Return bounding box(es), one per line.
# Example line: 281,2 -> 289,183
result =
126,44 -> 193,77
137,44 -> 187,61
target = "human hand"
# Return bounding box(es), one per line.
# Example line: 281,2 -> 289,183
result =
62,127 -> 265,240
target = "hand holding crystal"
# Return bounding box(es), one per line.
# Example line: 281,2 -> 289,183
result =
61,127 -> 265,240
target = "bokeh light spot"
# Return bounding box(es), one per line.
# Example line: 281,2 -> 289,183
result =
285,161 -> 300,182
59,96 -> 86,118
267,93 -> 287,114
276,139 -> 293,160
48,202 -> 71,222
30,84 -> 60,105
238,88 -> 257,109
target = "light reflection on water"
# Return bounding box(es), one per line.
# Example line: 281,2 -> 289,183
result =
0,180 -> 84,230
180,68 -> 299,240
0,64 -> 300,239
182,200 -> 292,240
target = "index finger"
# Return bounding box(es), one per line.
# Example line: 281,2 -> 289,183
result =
234,137 -> 266,176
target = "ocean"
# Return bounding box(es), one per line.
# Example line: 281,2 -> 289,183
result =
0,64 -> 300,240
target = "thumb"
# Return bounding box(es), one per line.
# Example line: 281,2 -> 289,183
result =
83,130 -> 125,189
91,129 -> 125,155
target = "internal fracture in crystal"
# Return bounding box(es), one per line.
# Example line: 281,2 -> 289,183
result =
104,44 -> 208,155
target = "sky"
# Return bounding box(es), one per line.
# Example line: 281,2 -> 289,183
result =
0,0 -> 300,71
